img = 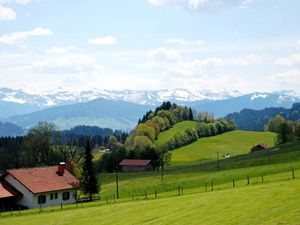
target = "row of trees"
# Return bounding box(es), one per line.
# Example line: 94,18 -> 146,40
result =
97,102 -> 236,172
0,122 -> 126,172
162,119 -> 236,152
266,115 -> 300,144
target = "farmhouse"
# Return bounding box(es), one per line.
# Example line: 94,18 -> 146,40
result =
251,144 -> 268,152
0,163 -> 79,210
119,159 -> 153,172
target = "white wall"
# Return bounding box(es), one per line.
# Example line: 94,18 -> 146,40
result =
32,189 -> 77,208
4,174 -> 34,208
4,174 -> 77,209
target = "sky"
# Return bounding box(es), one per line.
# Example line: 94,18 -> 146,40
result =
0,0 -> 300,94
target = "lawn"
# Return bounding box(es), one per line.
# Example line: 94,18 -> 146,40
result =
171,130 -> 276,165
2,176 -> 300,225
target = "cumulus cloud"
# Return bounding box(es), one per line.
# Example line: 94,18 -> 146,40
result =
271,69 -> 300,90
148,0 -> 254,12
166,38 -> 206,45
275,54 -> 300,66
0,0 -> 32,20
148,47 -> 182,61
31,54 -> 103,74
44,47 -> 68,54
88,36 -> 117,45
0,27 -> 53,45
0,4 -> 16,20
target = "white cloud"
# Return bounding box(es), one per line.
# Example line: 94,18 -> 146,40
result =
166,38 -> 206,45
271,69 -> 300,89
0,0 -> 32,20
148,47 -> 182,61
31,54 -> 103,74
180,54 -> 264,68
0,27 -> 53,45
275,54 -> 300,66
88,36 -> 117,46
148,0 -> 254,12
0,4 -> 16,20
44,47 -> 68,54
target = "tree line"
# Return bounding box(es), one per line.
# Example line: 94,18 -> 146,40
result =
265,115 -> 300,144
97,102 -> 236,172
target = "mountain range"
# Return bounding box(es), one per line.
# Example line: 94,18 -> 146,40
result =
0,87 -> 300,133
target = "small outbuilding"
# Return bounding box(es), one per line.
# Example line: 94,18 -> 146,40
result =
119,159 -> 153,172
251,144 -> 268,152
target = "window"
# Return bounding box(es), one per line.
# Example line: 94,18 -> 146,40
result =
55,193 -> 58,199
50,193 -> 54,200
62,192 -> 70,201
38,195 -> 46,204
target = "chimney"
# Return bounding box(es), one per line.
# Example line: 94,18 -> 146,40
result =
57,162 -> 65,176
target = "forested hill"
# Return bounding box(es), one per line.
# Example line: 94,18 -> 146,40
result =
0,122 -> 24,137
225,103 -> 300,131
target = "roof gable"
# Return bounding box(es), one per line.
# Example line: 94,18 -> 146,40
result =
119,159 -> 151,166
6,166 -> 80,194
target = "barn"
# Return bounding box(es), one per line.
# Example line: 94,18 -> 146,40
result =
0,163 -> 79,210
119,159 -> 153,172
251,144 -> 268,152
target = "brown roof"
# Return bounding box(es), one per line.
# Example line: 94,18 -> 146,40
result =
119,159 -> 151,166
257,144 -> 268,149
0,179 -> 22,199
5,166 -> 80,194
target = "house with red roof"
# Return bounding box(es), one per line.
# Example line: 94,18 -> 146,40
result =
119,159 -> 153,172
0,163 -> 80,210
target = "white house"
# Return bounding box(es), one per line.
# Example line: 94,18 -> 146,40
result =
0,163 -> 80,210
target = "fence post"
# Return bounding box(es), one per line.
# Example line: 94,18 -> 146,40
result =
232,179 -> 235,188
144,190 -> 147,199
113,194 -> 116,203
61,203 -> 63,210
211,180 -> 214,191
106,196 -> 108,204
261,175 -> 264,183
292,168 -> 295,179
178,186 -> 181,196
247,175 -> 250,185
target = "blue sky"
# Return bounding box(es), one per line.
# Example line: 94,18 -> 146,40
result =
0,0 -> 300,93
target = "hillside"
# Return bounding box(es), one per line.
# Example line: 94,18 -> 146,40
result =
0,121 -> 24,137
2,139 -> 300,225
5,98 -> 152,130
171,130 -> 275,165
225,103 -> 300,131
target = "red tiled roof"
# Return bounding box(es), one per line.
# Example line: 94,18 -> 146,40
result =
119,159 -> 151,166
0,179 -> 21,199
6,166 -> 80,194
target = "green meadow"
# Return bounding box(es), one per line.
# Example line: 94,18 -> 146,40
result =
1,128 -> 300,225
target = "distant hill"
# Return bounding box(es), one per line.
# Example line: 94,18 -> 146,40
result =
188,92 -> 300,118
6,98 -> 152,131
0,122 -> 24,137
225,103 -> 300,131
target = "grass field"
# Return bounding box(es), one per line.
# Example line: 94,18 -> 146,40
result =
2,175 -> 300,225
1,129 -> 300,224
171,130 -> 276,165
155,121 -> 199,146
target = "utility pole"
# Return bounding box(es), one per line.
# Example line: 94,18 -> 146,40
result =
161,154 -> 164,182
115,169 -> 119,199
217,152 -> 220,171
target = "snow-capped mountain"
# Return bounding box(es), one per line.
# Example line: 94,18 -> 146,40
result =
0,87 -> 243,107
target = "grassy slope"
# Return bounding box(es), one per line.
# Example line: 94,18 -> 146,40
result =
2,127 -> 300,224
171,130 -> 276,165
155,121 -> 199,146
2,178 -> 300,225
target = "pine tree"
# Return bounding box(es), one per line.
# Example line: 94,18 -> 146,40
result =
189,108 -> 194,121
81,139 -> 99,201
